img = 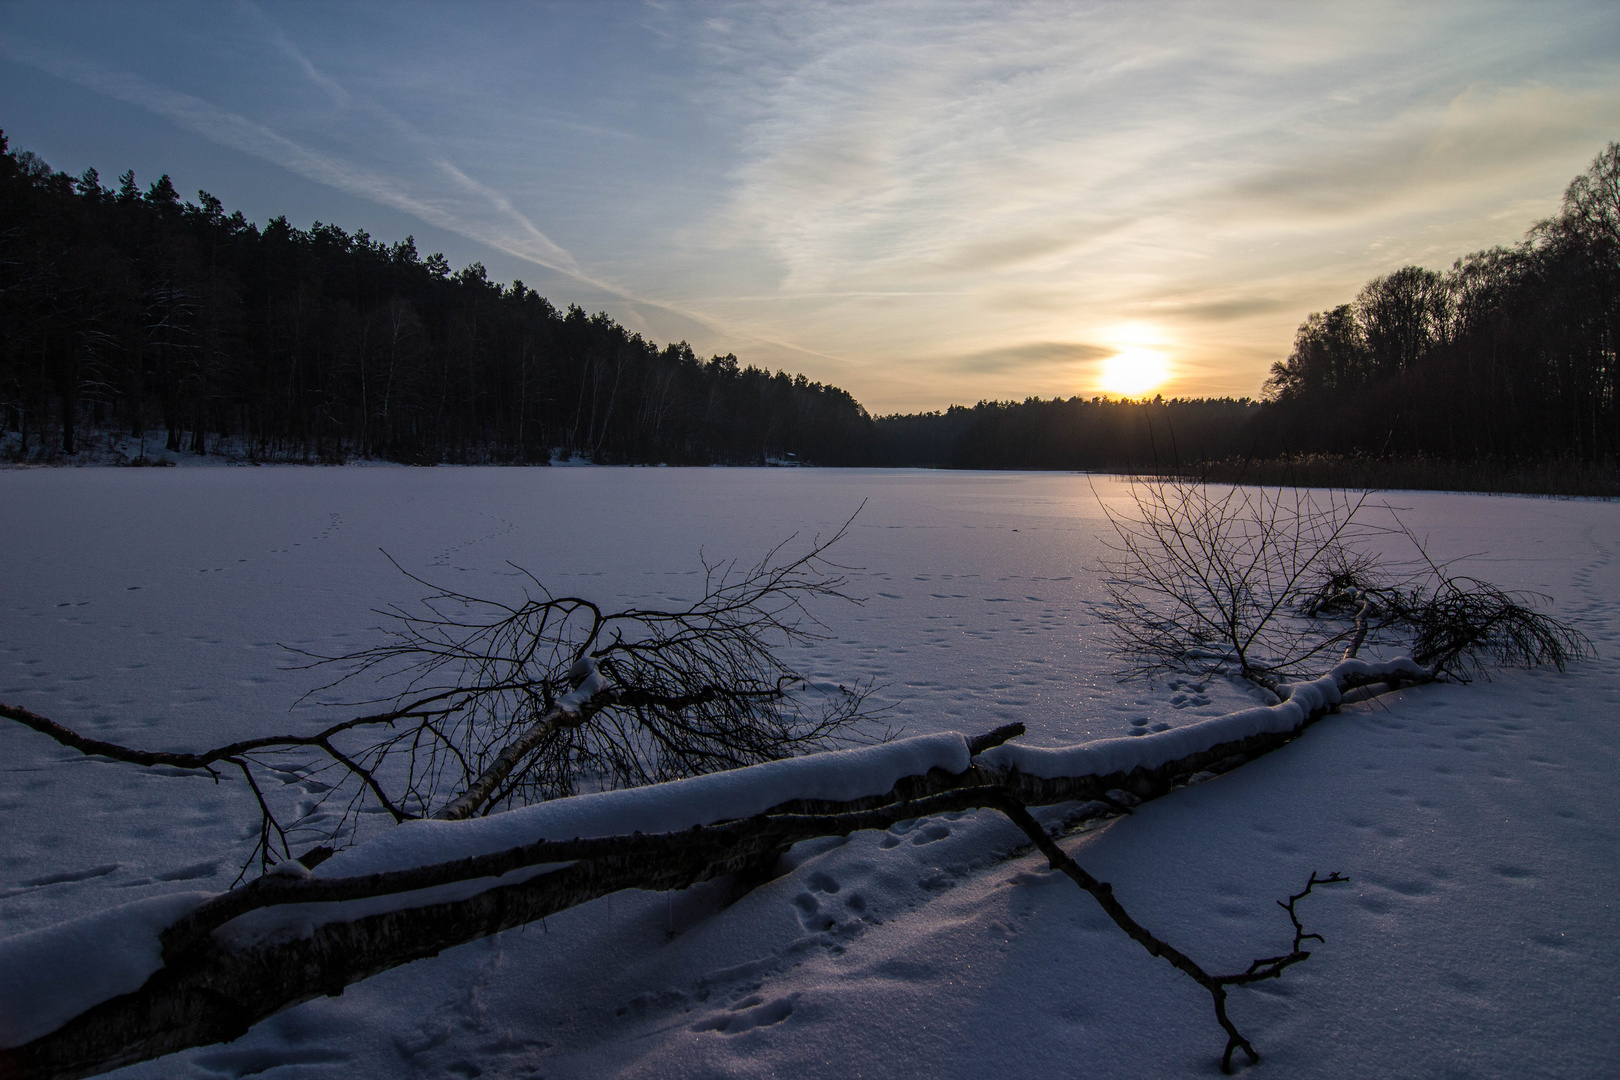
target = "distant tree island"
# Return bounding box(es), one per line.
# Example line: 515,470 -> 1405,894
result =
2,132 -> 1616,493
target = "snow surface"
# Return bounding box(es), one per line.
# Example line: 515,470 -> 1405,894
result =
0,890 -> 212,1047
2,467 -> 1617,1077
0,730 -> 971,1041
978,657 -> 1427,780
0,659 -> 1424,1039
315,733 -> 972,880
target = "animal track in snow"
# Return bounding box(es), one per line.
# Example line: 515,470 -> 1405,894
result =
792,867 -> 862,933
1166,677 -> 1213,709
690,993 -> 798,1035
806,871 -> 840,894
20,863 -> 119,888
427,512 -> 515,566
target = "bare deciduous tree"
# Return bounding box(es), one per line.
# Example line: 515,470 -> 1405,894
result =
1097,478 -> 1590,693
3,514 -> 880,874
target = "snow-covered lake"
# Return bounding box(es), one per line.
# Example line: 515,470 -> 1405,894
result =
2,467 -> 1616,1078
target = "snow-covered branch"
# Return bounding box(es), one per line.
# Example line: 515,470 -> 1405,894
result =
0,658 -> 1423,1079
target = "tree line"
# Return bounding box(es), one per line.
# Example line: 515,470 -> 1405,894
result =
5,129 -> 1615,473
0,131 -> 876,466
872,396 -> 1261,469
1258,142 -> 1620,463
901,143 -> 1620,474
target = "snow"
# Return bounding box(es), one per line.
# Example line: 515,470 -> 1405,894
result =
2,467 -> 1617,1077
0,729 -> 966,1031
0,674 -> 1423,1037
556,657 -> 609,713
979,657 -> 1428,780
0,890 -> 212,1048
314,733 -> 972,879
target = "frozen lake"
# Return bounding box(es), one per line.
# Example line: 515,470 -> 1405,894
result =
0,467 -> 1261,780
4,466 -> 1602,752
3,467 -> 1617,1078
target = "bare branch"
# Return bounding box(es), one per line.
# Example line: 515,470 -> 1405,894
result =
2,512 -> 884,873
996,790 -> 1348,1073
1095,477 -> 1591,690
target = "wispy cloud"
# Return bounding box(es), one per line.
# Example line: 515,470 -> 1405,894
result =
6,1 -> 1618,411
433,158 -> 589,280
239,0 -> 349,109
653,0 -> 1620,407
950,340 -> 1113,375
0,35 -> 598,279
0,28 -> 823,367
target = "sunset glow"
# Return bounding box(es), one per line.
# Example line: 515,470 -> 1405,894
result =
1,2 -> 1615,412
1100,348 -> 1171,398
1,5 -> 1618,1073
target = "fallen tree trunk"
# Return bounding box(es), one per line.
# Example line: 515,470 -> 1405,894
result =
0,658 -> 1428,1080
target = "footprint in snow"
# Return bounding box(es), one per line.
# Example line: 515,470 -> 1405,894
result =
806,871 -> 840,894
1006,869 -> 1064,887
691,994 -> 798,1035
191,1047 -> 352,1077
792,891 -> 838,932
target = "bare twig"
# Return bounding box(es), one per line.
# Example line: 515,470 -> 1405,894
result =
994,790 -> 1347,1072
1096,479 -> 1378,687
1,514 -> 883,874
1097,477 -> 1591,690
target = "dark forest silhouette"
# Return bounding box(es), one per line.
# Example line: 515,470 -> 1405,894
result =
872,396 -> 1259,470
1257,142 -> 1620,465
882,142 -> 1620,478
0,131 -> 874,466
3,131 -> 1616,480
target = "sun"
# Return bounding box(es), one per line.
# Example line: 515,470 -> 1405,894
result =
1100,347 -> 1170,397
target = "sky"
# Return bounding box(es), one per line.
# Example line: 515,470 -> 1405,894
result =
2,2 -> 1618,414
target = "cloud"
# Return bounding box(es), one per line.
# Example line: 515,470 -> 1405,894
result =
8,0 -> 1619,413
928,219 -> 1131,275
240,0 -> 350,109
947,340 -> 1113,374
674,1 -> 1620,405
0,30 -> 818,367
434,159 -> 587,279
1135,295 -> 1301,323
0,36 -> 599,278
1219,83 -> 1620,224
